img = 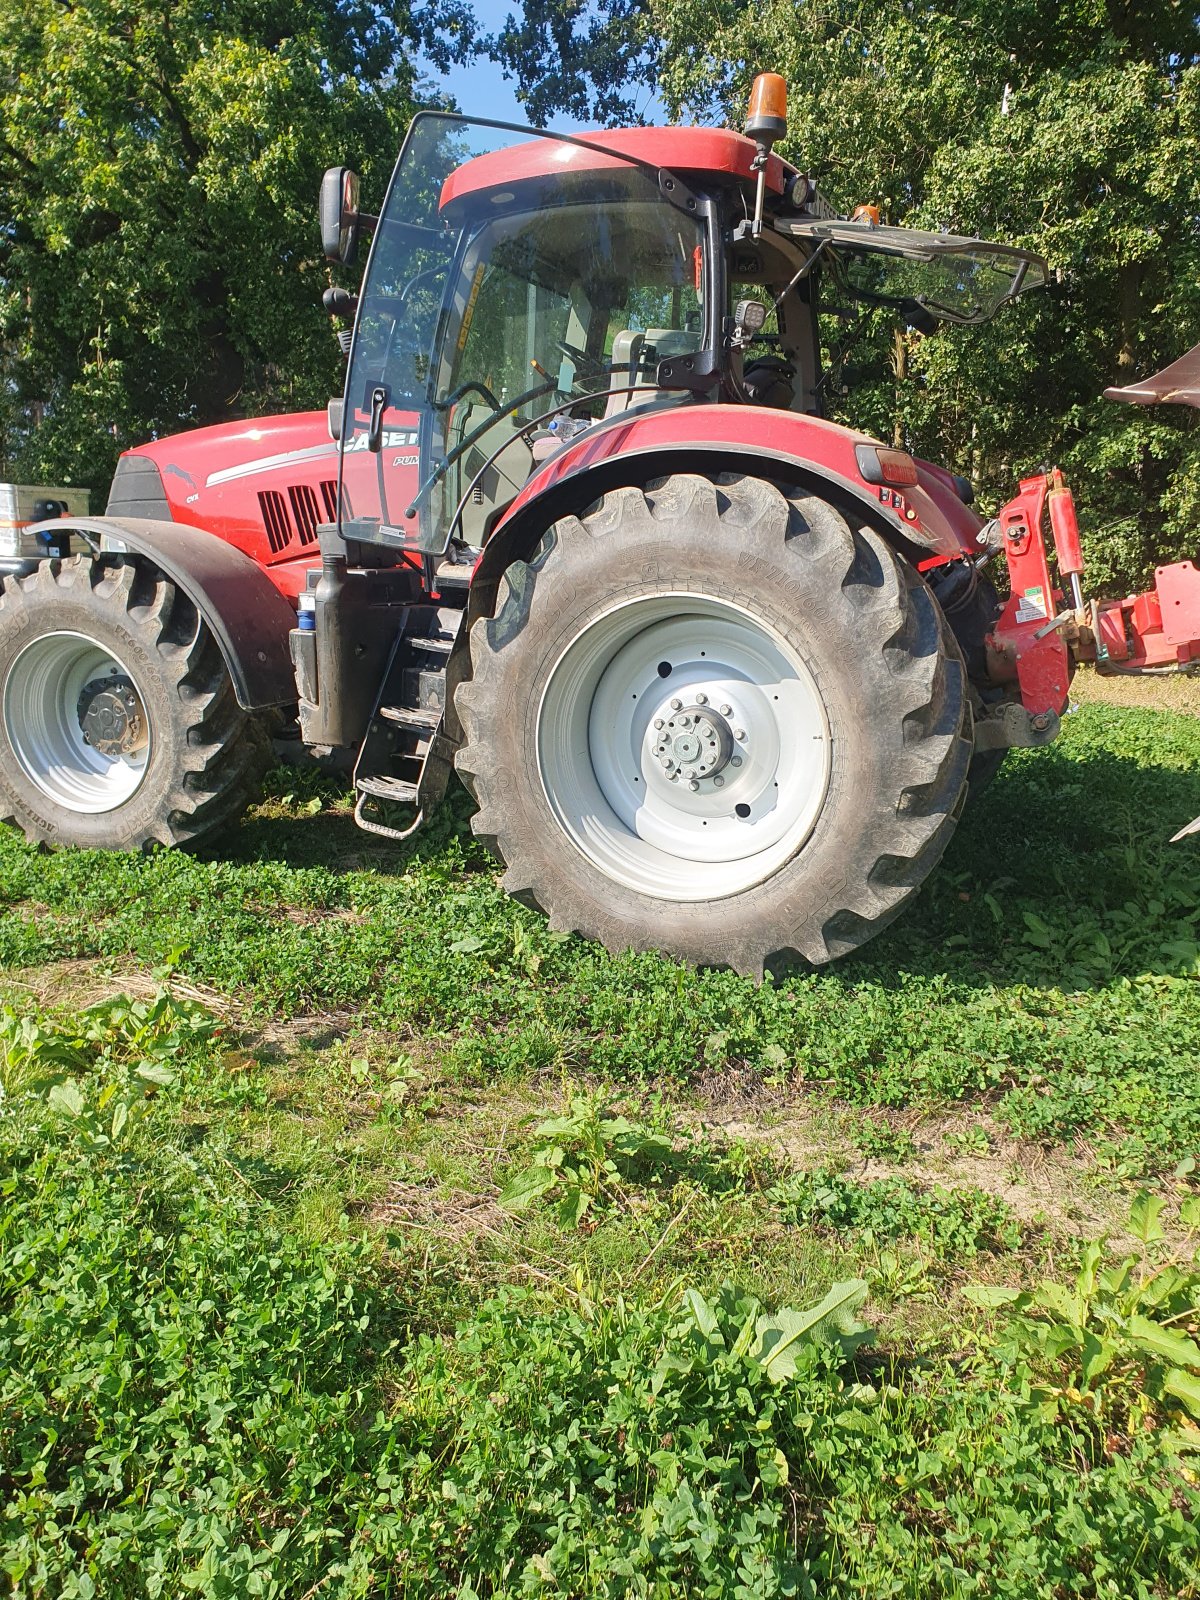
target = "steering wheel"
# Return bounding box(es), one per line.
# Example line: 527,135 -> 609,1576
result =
438,380 -> 503,415
555,339 -> 609,384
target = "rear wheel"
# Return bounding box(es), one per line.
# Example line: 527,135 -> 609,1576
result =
0,557 -> 272,849
455,474 -> 973,974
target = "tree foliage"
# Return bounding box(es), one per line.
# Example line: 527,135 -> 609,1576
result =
495,0 -> 1200,588
0,0 -> 467,496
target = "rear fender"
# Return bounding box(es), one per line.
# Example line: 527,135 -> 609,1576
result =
21,516 -> 297,710
467,425 -> 970,625
449,421 -> 978,744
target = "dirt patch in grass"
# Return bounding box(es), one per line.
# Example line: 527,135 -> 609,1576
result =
0,957 -> 235,1016
710,1102 -> 1113,1236
1072,664 -> 1200,715
370,1179 -> 509,1241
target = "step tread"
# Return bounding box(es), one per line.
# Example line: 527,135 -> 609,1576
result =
356,774 -> 419,803
434,560 -> 472,589
378,705 -> 441,731
410,633 -> 453,657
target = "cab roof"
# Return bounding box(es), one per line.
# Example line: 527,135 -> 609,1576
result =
439,126 -> 793,210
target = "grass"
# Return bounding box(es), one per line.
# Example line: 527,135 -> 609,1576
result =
2,693 -> 1200,1595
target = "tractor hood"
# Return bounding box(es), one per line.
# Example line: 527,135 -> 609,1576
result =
777,217 -> 1048,326
108,412 -> 339,594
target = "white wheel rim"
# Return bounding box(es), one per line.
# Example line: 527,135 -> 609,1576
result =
4,631 -> 151,814
537,594 -> 831,901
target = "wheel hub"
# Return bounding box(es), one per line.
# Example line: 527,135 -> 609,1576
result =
651,699 -> 737,782
537,594 -> 831,901
77,674 -> 147,758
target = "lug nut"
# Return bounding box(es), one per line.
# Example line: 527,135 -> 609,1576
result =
660,755 -> 673,769
683,767 -> 696,780
695,692 -> 707,705
688,780 -> 699,791
719,703 -> 731,716
733,728 -> 746,742
670,697 -> 682,710
713,775 -> 724,788
731,756 -> 742,767
653,717 -> 664,729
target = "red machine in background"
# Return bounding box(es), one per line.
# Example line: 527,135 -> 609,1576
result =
986,352 -> 1200,832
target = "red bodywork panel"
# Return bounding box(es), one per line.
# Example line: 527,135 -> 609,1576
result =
1096,563 -> 1200,669
497,404 -> 982,564
989,474 -> 1071,715
121,413 -> 339,600
441,127 -> 792,210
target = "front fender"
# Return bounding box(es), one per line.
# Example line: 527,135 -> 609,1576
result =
22,516 -> 297,710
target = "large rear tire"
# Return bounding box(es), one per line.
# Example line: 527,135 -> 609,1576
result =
455,474 -> 972,975
0,557 -> 272,850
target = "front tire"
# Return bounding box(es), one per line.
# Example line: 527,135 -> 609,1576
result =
455,474 -> 972,975
0,557 -> 272,850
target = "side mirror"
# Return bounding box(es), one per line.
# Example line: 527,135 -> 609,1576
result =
320,167 -> 361,265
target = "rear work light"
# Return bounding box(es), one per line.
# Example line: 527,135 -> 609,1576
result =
854,444 -> 920,487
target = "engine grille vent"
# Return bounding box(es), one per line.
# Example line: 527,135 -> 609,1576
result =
257,490 -> 292,554
257,479 -> 343,555
288,484 -> 320,544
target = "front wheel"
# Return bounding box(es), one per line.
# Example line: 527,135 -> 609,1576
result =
455,474 -> 973,975
0,557 -> 272,850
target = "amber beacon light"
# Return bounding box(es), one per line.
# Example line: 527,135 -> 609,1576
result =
745,72 -> 788,236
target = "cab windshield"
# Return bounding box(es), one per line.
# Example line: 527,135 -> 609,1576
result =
340,115 -> 708,554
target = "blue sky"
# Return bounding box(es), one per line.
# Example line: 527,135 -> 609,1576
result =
418,0 -> 667,131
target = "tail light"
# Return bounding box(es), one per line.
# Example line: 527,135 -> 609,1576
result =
854,444 -> 920,487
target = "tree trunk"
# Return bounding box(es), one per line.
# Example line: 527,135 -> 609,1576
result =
892,327 -> 907,449
1115,261 -> 1142,381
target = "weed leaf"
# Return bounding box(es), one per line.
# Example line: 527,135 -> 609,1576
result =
1129,1191 -> 1166,1247
751,1279 -> 870,1380
1126,1315 -> 1200,1369
498,1164 -> 557,1212
963,1284 -> 1025,1308
47,1079 -> 85,1118
1162,1368 -> 1200,1419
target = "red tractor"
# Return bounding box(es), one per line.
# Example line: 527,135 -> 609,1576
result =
3,76 -> 1199,975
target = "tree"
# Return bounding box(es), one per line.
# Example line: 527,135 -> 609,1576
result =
0,0 -> 469,497
483,0 -> 656,125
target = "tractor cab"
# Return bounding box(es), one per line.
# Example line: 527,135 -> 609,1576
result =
326,111 -> 1047,564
